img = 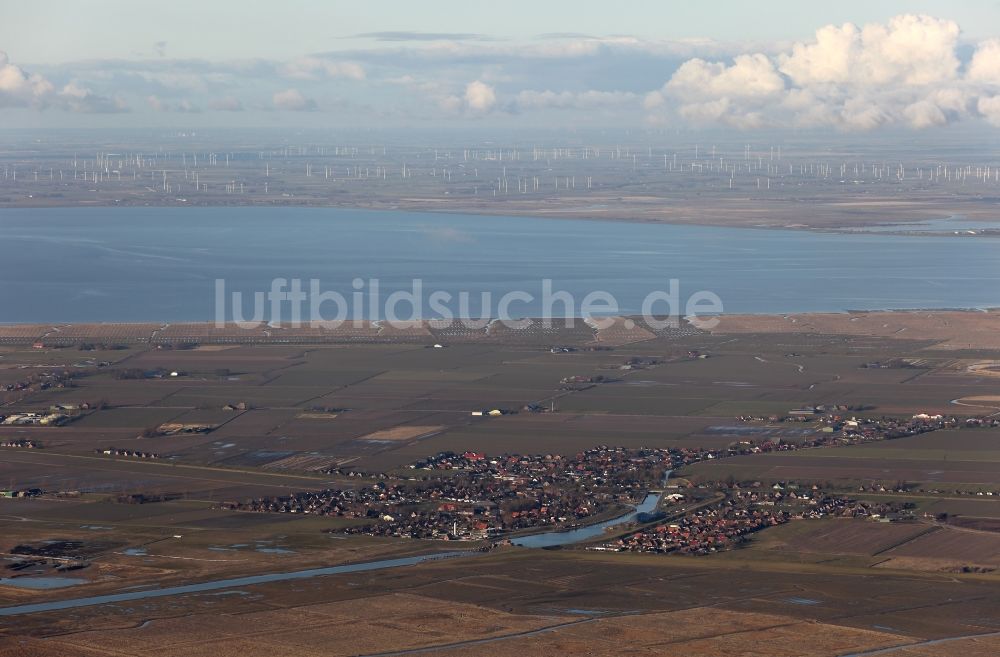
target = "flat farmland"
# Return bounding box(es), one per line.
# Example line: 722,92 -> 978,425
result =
355,412 -> 729,468
258,368 -> 384,387
682,426 -> 1000,486
0,449 -> 338,498
71,407 -> 190,429
682,450 -> 1000,486
918,497 -> 1000,520
881,526 -> 1000,566
6,324 -> 1000,486
7,546 -> 1000,655
39,593 -> 571,657
16,381 -> 191,408
713,311 -> 1000,351
854,429 -> 1000,453
554,385 -> 728,415
749,518 -> 935,557
127,345 -> 310,372
149,384 -> 336,408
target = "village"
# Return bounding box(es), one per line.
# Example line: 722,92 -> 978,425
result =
224,446 -> 675,540
94,447 -> 160,459
600,482 -> 913,555
221,409 -> 986,545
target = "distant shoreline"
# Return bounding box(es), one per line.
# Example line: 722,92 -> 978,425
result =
2,309 -> 998,350
3,200 -> 999,238
2,307 -> 998,326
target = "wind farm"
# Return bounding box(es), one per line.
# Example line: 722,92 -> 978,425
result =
3,129 -> 1000,233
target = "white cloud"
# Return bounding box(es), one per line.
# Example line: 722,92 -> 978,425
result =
9,16 -> 1000,128
903,100 -> 948,129
667,54 -> 785,100
515,89 -> 638,110
133,70 -> 222,92
0,51 -> 127,112
145,94 -> 199,112
653,14 -> 1000,131
56,81 -> 128,113
463,80 -> 496,113
978,95 -> 1000,126
208,96 -> 244,111
968,38 -> 1000,84
272,87 -> 316,111
437,94 -> 463,114
282,56 -> 365,80
0,50 -> 54,108
778,16 -> 960,88
379,35 -> 742,62
432,81 -> 497,116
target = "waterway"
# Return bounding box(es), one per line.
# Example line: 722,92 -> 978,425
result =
512,470 -> 673,548
0,551 -> 471,617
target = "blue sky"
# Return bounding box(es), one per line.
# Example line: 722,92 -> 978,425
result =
5,1 -> 1000,62
3,1 -> 1000,131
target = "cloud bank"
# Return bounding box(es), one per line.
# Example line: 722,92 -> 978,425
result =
648,14 -> 1000,130
272,88 -> 317,111
1,50 -> 127,112
5,14 -> 1000,130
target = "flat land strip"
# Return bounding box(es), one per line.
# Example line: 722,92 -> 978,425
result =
1,310 -> 999,654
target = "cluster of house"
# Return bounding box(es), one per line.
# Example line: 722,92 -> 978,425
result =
231,442 -> 855,541
410,446 -> 672,483
601,482 -> 912,555
113,367 -> 184,380
222,483 -> 492,539
0,438 -> 40,448
0,403 -> 87,428
913,487 -> 1000,497
1,369 -> 77,393
95,447 -> 159,459
221,408 -> 990,546
114,492 -> 174,504
732,410 -> 994,450
1,412 -> 67,426
0,488 -> 42,499
226,447 -> 679,540
834,413 -> 999,439
560,374 -> 602,386
151,422 -> 214,436
600,503 -> 790,554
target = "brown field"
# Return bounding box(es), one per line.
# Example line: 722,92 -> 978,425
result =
26,593 -> 569,656
712,311 -> 1000,351
7,547 -> 1000,655
0,604 -> 913,657
395,610 -> 909,657
682,426 -> 1000,489
6,324 -> 1000,493
757,518 -> 935,557
2,313 -> 1000,653
882,526 -> 1000,566
684,452 -> 1000,486
359,425 -> 446,442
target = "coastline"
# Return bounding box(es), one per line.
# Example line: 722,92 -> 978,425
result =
3,198 -> 999,238
3,309 -> 999,350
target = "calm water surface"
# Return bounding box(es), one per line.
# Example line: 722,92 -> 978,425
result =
2,207 -> 998,322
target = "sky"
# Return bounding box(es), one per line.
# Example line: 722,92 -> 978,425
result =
3,1 -> 1000,131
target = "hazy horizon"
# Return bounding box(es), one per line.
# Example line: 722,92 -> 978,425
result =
4,2 -> 1000,135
